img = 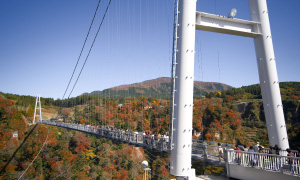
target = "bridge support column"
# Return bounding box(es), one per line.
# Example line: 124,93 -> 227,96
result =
170,0 -> 196,179
33,94 -> 42,124
249,0 -> 289,150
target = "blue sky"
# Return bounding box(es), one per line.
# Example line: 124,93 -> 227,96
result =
0,0 -> 299,99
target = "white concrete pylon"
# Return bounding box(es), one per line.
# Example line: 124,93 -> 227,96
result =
170,0 -> 196,178
33,94 -> 42,124
249,0 -> 289,150
194,0 -> 290,150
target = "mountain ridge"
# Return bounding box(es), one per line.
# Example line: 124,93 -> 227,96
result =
87,77 -> 233,99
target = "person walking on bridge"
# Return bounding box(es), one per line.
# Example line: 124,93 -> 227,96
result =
248,146 -> 255,167
287,148 -> 295,174
218,143 -> 224,163
253,142 -> 260,152
234,145 -> 241,164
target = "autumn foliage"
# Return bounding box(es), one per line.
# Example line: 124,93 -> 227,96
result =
0,81 -> 299,178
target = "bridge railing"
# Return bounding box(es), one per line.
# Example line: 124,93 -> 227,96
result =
227,150 -> 300,176
40,121 -> 170,151
40,121 -> 299,157
191,138 -> 299,158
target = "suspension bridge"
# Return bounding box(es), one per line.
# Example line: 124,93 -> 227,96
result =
38,120 -> 300,180
24,0 -> 300,179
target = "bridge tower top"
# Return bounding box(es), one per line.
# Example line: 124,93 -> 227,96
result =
171,0 -> 289,179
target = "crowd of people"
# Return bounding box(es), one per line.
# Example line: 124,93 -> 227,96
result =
216,141 -> 298,174
56,122 -> 170,148
216,142 -> 293,158
93,125 -> 170,148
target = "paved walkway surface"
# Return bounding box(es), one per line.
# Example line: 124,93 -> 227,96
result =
192,153 -> 226,166
195,175 -> 227,180
170,176 -> 227,180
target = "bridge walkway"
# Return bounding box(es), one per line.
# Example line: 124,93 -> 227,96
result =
39,121 -> 300,179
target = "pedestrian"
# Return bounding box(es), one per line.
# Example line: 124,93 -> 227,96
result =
258,146 -> 266,169
234,144 -> 241,151
234,145 -> 241,163
248,146 -> 255,167
218,143 -> 224,162
269,146 -> 274,154
268,146 -> 275,170
287,148 -> 295,174
203,141 -> 208,159
243,145 -> 248,152
274,144 -> 281,155
253,142 -> 260,152
258,146 -> 265,153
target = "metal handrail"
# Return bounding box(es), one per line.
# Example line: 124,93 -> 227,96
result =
227,150 -> 300,175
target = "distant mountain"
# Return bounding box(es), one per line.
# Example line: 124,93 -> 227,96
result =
88,77 -> 233,99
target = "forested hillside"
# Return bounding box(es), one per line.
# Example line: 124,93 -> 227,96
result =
0,81 -> 299,179
88,77 -> 233,99
206,82 -> 300,149
0,93 -> 160,179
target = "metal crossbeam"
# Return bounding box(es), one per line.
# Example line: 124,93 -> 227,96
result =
195,12 -> 261,38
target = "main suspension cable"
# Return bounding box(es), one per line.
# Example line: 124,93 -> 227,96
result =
68,0 -> 113,99
62,0 -> 102,100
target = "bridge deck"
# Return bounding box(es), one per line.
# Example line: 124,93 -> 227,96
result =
39,121 -> 300,179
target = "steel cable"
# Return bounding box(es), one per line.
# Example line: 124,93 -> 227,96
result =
68,0 -> 112,99
62,0 -> 102,100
